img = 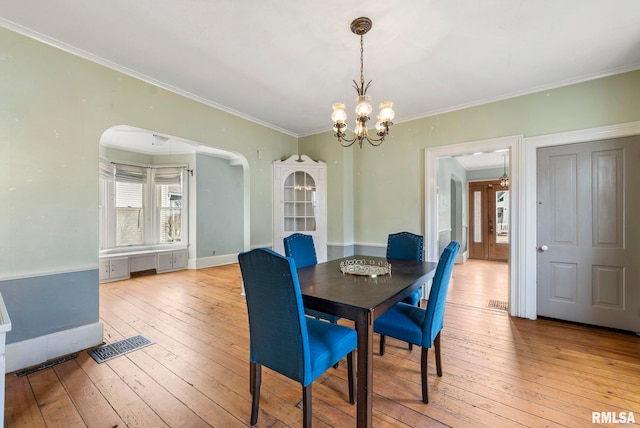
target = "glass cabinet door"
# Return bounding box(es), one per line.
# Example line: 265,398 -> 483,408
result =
283,171 -> 317,232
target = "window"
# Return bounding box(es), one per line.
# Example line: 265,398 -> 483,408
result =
100,161 -> 188,251
116,181 -> 145,245
155,167 -> 183,244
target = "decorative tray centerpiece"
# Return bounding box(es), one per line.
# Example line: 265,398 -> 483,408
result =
339,259 -> 391,278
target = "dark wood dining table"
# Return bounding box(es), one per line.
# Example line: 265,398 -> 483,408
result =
296,256 -> 438,428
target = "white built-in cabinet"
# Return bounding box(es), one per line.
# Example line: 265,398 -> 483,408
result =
99,257 -> 129,282
156,251 -> 188,273
273,155 -> 327,262
99,249 -> 187,282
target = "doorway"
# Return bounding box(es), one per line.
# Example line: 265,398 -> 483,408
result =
468,180 -> 509,261
426,135 -> 522,317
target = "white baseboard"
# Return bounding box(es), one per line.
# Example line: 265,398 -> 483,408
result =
5,322 -> 104,373
191,253 -> 239,269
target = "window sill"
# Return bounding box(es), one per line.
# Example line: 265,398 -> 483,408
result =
99,245 -> 187,259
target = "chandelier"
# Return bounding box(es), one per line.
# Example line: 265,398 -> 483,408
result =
499,154 -> 510,188
331,17 -> 394,148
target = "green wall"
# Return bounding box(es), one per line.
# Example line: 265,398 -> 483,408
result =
1,26 -> 296,278
2,20 -> 640,360
0,27 -> 296,349
300,70 -> 640,247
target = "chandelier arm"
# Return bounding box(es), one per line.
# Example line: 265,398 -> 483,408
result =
364,134 -> 385,146
337,136 -> 358,147
353,80 -> 362,95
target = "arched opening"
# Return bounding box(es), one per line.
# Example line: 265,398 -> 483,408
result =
98,125 -> 249,279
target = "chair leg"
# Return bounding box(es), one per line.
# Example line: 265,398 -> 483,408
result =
347,351 -> 356,404
421,348 -> 429,404
379,334 -> 386,355
250,363 -> 261,425
434,332 -> 443,377
302,384 -> 312,428
332,319 -> 340,369
408,298 -> 420,350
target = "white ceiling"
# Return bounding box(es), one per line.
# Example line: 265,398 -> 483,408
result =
100,126 -> 240,159
454,150 -> 509,170
2,1 -> 640,138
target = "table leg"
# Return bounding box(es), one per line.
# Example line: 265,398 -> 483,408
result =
355,311 -> 373,428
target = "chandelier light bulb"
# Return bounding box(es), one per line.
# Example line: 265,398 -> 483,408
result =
378,101 -> 395,122
331,103 -> 347,123
355,95 -> 373,117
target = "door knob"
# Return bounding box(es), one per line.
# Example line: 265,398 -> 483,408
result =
539,245 -> 549,252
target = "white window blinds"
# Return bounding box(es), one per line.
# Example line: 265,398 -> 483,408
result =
115,164 -> 148,184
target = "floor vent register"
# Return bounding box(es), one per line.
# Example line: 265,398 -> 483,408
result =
90,334 -> 154,363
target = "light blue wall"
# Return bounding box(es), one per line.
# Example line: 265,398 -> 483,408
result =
0,270 -> 98,344
195,154 -> 244,257
437,158 -> 468,255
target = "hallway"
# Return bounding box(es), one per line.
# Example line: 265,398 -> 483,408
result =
448,259 -> 509,311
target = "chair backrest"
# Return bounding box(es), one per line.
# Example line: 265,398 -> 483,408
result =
284,233 -> 317,269
386,232 -> 424,261
238,248 -> 312,385
422,241 -> 460,347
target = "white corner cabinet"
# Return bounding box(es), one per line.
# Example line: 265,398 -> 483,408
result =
99,248 -> 188,282
273,154 -> 327,262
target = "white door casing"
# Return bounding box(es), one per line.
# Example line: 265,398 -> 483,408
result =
426,120 -> 640,322
426,135 -> 524,317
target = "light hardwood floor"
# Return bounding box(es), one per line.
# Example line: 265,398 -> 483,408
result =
5,260 -> 640,427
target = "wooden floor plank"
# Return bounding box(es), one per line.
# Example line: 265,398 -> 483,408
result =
76,351 -> 170,428
4,373 -> 46,428
4,260 -> 640,427
28,369 -> 85,428
53,359 -> 124,428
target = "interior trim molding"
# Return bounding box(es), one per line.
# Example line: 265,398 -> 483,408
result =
192,253 -> 239,269
0,18 -> 297,138
5,322 -> 104,373
425,135 -> 525,317
425,121 -> 640,322
521,120 -> 640,322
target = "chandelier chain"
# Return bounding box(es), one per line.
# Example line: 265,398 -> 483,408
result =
360,35 -> 365,92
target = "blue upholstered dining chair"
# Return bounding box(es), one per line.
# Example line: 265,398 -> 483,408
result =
284,233 -> 340,324
238,248 -> 356,427
374,241 -> 460,404
386,232 -> 425,307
